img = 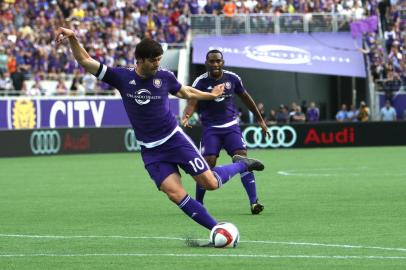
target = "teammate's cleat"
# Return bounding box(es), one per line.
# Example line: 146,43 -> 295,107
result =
250,200 -> 264,215
232,155 -> 264,171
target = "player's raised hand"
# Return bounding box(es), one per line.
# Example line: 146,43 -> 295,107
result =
259,119 -> 270,138
181,114 -> 192,128
55,27 -> 75,44
211,83 -> 225,98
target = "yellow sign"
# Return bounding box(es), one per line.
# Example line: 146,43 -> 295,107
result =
12,99 -> 36,129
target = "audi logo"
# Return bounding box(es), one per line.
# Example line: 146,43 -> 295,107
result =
243,126 -> 297,148
30,130 -> 61,155
124,129 -> 141,152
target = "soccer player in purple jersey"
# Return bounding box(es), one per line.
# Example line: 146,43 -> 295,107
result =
54,27 -> 265,233
182,50 -> 269,214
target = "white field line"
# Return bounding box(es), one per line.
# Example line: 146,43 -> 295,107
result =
277,168 -> 406,177
1,233 -> 406,253
0,253 -> 406,260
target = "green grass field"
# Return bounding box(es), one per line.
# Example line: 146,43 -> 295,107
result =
1,147 -> 406,270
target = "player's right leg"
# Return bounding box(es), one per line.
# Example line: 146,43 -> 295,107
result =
195,130 -> 222,204
146,163 -> 217,230
195,155 -> 217,204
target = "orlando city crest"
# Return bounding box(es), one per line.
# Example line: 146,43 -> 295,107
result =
153,78 -> 162,88
12,99 -> 37,129
225,81 -> 231,90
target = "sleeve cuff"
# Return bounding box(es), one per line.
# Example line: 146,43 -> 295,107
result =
95,64 -> 107,80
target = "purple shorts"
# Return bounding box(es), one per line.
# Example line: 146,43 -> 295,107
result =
142,129 -> 210,189
201,124 -> 246,157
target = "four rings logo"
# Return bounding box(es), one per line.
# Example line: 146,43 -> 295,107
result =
30,130 -> 61,155
124,129 -> 141,152
243,126 -> 297,148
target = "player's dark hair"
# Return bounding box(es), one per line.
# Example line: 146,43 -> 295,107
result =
135,39 -> 163,59
206,49 -> 223,60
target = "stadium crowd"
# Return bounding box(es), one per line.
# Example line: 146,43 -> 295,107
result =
0,0 -> 405,117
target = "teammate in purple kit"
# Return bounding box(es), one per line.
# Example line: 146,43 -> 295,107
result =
55,27 -> 264,233
182,50 -> 269,214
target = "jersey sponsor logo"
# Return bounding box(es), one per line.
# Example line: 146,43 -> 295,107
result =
30,130 -> 61,155
214,93 -> 233,102
12,99 -> 37,129
124,129 -> 141,152
127,89 -> 162,105
243,126 -> 297,148
153,78 -> 162,88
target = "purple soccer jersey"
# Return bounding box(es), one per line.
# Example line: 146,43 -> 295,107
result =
98,65 -> 181,144
192,70 -> 247,156
192,70 -> 246,127
96,64 -> 209,186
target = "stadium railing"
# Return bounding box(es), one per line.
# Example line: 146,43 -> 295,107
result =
190,13 -> 359,36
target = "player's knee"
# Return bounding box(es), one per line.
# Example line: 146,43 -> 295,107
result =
160,188 -> 187,204
200,179 -> 218,191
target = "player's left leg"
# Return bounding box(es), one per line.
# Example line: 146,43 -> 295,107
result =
176,129 -> 262,191
223,126 -> 264,214
233,149 -> 264,215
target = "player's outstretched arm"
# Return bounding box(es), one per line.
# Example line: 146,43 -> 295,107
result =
181,99 -> 198,128
176,84 -> 224,100
237,91 -> 270,137
55,27 -> 100,75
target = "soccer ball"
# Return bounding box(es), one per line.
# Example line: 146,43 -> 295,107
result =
209,222 -> 240,248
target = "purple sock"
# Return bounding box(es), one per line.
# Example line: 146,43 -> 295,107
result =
212,161 -> 247,188
178,195 -> 217,230
195,184 -> 206,204
241,172 -> 258,204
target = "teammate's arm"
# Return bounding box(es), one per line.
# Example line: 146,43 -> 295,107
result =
181,99 -> 198,128
237,91 -> 270,137
175,84 -> 224,100
55,27 -> 100,75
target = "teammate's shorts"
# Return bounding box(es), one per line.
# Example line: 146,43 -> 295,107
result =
142,129 -> 210,189
200,124 -> 246,157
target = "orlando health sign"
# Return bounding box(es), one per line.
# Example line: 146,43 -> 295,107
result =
192,32 -> 366,78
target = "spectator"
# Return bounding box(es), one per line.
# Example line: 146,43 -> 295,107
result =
70,70 -> 85,96
276,104 -> 290,124
0,48 -> 8,74
0,72 -> 13,94
55,78 -> 68,95
357,101 -> 370,122
336,104 -> 348,122
10,66 -> 25,95
290,105 -> 306,123
257,102 -> 266,120
347,104 -> 359,122
380,100 -> 397,121
306,101 -> 320,122
26,80 -> 43,96
82,72 -> 97,95
267,109 -> 277,125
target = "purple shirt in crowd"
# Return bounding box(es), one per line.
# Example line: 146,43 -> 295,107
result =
192,70 -> 245,127
306,107 -> 320,122
97,64 -> 181,144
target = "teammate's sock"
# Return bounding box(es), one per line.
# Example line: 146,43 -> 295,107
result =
241,172 -> 258,204
178,194 -> 217,230
195,184 -> 206,204
212,162 -> 247,187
